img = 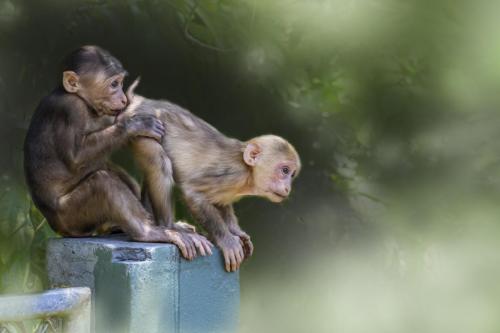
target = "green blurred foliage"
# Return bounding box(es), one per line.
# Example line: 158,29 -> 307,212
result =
2,0 -> 500,331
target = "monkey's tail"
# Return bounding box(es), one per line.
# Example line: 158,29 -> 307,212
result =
126,76 -> 141,104
114,77 -> 141,123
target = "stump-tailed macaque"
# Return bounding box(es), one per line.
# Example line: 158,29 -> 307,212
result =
126,80 -> 301,272
23,46 -> 212,260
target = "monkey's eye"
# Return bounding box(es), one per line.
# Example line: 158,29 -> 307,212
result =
111,80 -> 119,88
281,166 -> 290,175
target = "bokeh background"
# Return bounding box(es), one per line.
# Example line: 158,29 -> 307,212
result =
2,0 -> 500,332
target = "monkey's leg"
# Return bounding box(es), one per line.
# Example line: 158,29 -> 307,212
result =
186,197 -> 244,272
104,164 -> 143,234
106,163 -> 141,199
131,139 -> 213,255
140,183 -> 154,216
131,138 -> 175,227
56,170 -> 196,259
218,205 -> 254,258
140,185 -> 195,233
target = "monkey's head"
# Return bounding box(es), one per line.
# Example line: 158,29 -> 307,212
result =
243,135 -> 301,203
61,45 -> 128,116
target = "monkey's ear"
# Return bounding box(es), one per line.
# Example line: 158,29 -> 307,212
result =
62,71 -> 80,93
243,143 -> 262,166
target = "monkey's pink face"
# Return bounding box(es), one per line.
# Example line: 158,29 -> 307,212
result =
264,161 -> 299,203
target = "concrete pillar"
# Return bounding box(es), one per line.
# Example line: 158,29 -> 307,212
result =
46,236 -> 239,333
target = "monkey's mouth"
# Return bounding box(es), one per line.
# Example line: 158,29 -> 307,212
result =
102,109 -> 125,118
111,107 -> 126,113
99,107 -> 122,116
271,192 -> 287,201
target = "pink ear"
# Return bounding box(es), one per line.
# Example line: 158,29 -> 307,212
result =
243,143 -> 261,166
62,71 -> 80,93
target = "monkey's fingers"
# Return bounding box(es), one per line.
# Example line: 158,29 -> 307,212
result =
151,122 -> 165,141
223,251 -> 231,272
234,249 -> 243,270
190,235 -> 206,256
202,240 -> 212,255
243,238 -> 254,258
168,232 -> 189,259
182,233 -> 197,260
240,244 -> 246,265
239,233 -> 251,241
229,251 -> 238,272
222,249 -> 238,272
197,234 -> 214,248
153,119 -> 165,134
202,237 -> 214,255
236,239 -> 244,255
193,234 -> 213,256
175,232 -> 193,260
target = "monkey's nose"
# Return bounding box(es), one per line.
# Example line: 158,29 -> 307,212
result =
284,186 -> 290,195
121,97 -> 128,106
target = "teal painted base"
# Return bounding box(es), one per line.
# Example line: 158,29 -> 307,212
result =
46,236 -> 239,333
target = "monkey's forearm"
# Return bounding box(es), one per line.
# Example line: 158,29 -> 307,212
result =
218,205 -> 244,234
72,110 -> 165,167
72,124 -> 127,166
189,200 -> 232,241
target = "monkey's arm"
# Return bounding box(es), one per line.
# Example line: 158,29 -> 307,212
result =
71,125 -> 129,165
56,109 -> 164,169
187,198 -> 245,272
218,205 -> 253,258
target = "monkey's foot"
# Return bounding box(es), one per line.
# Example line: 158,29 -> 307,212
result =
163,229 -> 194,260
161,229 -> 209,260
217,235 -> 245,272
174,228 -> 212,258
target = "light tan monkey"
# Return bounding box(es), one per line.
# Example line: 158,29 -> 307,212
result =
126,79 -> 301,272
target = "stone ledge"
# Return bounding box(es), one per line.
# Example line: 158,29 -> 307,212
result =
46,235 -> 239,333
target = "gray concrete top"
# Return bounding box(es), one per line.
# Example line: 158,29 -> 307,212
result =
46,236 -> 240,333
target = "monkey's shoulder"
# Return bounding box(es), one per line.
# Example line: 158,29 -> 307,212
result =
36,89 -> 88,119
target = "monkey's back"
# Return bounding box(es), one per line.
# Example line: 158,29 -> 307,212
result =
24,90 -> 76,213
130,96 -> 246,190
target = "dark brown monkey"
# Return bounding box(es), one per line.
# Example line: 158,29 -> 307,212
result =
126,80 -> 301,272
23,46 -> 212,260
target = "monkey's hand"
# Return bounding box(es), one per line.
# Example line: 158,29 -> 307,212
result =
118,113 -> 165,142
228,225 -> 254,258
217,235 -> 245,272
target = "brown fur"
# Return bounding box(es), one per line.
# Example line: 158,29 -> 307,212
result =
24,46 -> 212,261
